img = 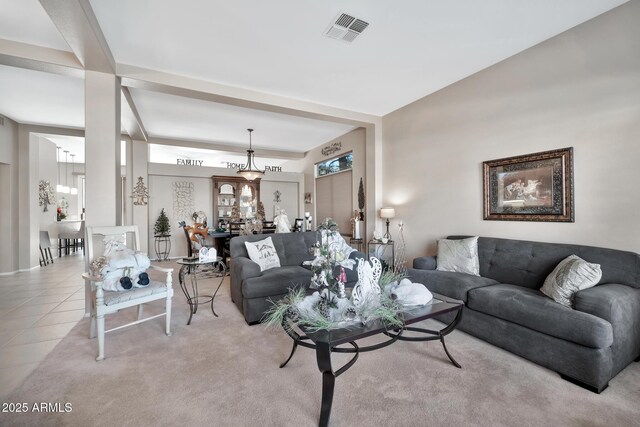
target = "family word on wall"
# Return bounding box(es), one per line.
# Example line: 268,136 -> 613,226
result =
177,159 -> 204,166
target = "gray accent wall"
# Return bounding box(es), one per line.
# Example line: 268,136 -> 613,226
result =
382,1 -> 640,260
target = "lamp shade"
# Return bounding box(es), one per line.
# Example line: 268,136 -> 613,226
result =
380,207 -> 395,219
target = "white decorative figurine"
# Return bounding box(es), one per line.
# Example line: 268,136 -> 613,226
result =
273,209 -> 291,233
351,257 -> 382,308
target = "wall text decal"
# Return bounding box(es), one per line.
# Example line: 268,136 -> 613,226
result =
321,142 -> 342,157
225,162 -> 282,172
177,159 -> 204,166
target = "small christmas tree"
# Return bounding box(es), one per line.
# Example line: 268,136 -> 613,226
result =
154,208 -> 171,236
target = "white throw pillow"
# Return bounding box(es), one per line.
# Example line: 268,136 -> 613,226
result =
436,237 -> 480,276
244,237 -> 281,272
540,255 -> 602,308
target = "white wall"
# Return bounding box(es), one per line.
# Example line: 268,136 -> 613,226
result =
38,138 -> 57,231
148,174 -> 211,259
0,115 -> 19,273
382,1 -> 640,261
147,163 -> 304,257
261,180 -> 299,221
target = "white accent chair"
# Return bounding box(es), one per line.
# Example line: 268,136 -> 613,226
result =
82,225 -> 174,361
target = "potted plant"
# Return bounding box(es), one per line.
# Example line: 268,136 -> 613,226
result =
153,209 -> 171,261
154,208 -> 171,237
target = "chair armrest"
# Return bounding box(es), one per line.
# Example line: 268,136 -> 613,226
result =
149,265 -> 174,273
574,284 -> 640,363
82,272 -> 103,282
231,257 -> 261,281
413,256 -> 437,270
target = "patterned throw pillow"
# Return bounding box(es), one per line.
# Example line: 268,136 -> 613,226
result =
244,237 -> 281,272
436,237 -> 480,276
540,255 -> 602,308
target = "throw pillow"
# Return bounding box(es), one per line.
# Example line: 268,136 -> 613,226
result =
244,237 -> 281,272
436,237 -> 480,276
540,255 -> 602,308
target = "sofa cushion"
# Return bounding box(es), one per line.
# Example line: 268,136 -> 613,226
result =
437,237 -> 480,276
464,236 -> 640,290
467,284 -> 613,349
242,265 -> 312,299
244,237 -> 281,271
540,255 -> 602,307
407,269 -> 498,302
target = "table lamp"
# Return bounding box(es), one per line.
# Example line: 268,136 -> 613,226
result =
380,207 -> 395,240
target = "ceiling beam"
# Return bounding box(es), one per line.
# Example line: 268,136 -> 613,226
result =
0,38 -> 83,78
117,64 -> 381,128
39,0 -> 115,73
148,137 -> 305,160
121,87 -> 148,141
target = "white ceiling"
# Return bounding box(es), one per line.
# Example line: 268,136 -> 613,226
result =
0,0 -> 629,154
0,64 -> 84,128
0,0 -> 71,51
89,0 -> 627,115
130,88 -> 355,152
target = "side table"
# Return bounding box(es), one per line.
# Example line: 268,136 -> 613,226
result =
367,239 -> 395,272
154,234 -> 171,261
177,257 -> 227,325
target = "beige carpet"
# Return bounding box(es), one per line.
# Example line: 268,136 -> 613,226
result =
3,270 -> 640,427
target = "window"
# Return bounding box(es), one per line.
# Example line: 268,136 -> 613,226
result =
316,152 -> 352,177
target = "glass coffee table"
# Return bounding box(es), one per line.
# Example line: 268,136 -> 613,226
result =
177,257 -> 226,325
279,293 -> 463,427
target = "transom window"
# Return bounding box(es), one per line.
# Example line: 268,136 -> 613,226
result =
316,152 -> 353,177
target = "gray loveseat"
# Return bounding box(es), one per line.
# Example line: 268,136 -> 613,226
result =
230,232 -> 364,325
408,236 -> 640,393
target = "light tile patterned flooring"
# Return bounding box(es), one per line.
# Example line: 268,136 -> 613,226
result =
0,252 -> 85,398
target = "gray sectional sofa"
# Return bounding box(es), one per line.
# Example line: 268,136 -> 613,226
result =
408,236 -> 640,393
230,232 -> 364,325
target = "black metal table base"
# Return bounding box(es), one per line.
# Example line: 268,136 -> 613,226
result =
280,308 -> 463,427
178,262 -> 226,325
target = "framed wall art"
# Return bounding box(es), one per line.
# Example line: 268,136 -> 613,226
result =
483,147 -> 574,222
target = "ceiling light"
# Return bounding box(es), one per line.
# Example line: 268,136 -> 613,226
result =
237,129 -> 265,181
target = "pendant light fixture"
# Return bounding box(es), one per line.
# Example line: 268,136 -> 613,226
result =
56,146 -> 64,193
237,128 -> 265,181
61,150 -> 70,194
70,153 -> 78,195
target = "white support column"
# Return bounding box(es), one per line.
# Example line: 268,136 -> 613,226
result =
84,70 -> 121,227
365,122 -> 383,240
17,127 -> 40,270
131,139 -> 149,253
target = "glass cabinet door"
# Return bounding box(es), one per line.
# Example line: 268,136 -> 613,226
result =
217,183 -> 236,220
239,184 -> 255,219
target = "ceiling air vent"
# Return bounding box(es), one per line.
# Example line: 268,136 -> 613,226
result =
324,13 -> 369,43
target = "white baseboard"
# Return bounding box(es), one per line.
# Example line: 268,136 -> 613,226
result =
0,270 -> 18,276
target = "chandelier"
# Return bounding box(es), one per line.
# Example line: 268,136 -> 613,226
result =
237,129 -> 265,181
